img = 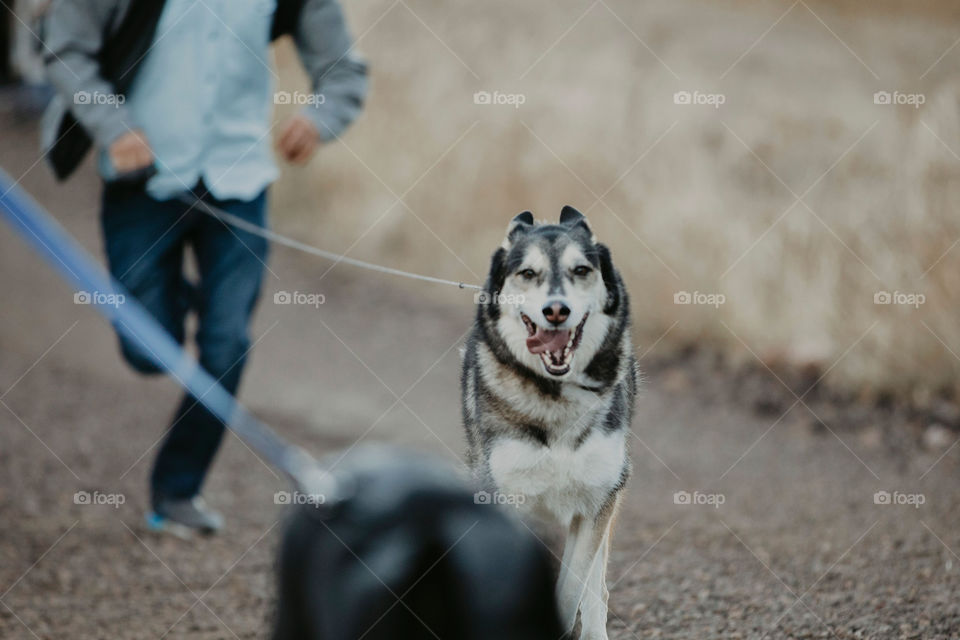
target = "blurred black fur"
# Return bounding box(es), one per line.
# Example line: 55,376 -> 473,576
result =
273,448 -> 563,640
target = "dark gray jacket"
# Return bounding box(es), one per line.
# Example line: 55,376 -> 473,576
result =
41,0 -> 368,179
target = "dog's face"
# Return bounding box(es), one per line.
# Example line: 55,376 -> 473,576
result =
485,206 -> 618,380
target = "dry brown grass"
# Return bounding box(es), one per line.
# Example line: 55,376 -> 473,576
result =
271,0 -> 960,397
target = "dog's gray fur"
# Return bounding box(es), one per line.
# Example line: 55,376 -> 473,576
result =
461,206 -> 636,640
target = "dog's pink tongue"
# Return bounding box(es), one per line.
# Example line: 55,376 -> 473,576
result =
526,328 -> 570,354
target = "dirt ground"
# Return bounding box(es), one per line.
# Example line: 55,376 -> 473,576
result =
2,112 -> 960,640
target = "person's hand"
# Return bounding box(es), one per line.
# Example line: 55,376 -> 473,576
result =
277,114 -> 321,165
108,129 -> 153,174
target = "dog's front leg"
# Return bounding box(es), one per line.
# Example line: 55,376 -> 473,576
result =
556,514 -> 611,639
565,498 -> 619,640
578,524 -> 613,640
557,515 -> 586,634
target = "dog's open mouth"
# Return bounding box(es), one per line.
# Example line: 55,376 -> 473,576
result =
522,312 -> 589,376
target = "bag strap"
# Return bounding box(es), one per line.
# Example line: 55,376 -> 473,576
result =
271,0 -> 308,42
99,0 -> 168,92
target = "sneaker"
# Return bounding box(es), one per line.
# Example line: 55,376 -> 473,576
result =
146,495 -> 224,538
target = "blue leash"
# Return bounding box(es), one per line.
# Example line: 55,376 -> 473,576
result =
0,169 -> 330,497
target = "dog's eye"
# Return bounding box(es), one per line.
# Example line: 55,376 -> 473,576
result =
518,269 -> 537,280
572,265 -> 592,277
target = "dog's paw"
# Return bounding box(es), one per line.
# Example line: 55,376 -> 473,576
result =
578,628 -> 609,640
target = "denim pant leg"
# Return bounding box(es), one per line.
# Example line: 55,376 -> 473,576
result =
150,189 -> 269,501
101,187 -> 192,374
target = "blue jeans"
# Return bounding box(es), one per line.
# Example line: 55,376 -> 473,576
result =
101,182 -> 268,504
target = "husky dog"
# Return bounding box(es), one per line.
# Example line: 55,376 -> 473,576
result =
461,206 -> 636,640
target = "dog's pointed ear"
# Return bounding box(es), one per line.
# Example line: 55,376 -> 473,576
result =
559,205 -> 595,241
513,211 -> 534,225
559,205 -> 583,225
503,211 -> 534,247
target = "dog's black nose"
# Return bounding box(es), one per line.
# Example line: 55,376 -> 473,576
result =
542,301 -> 570,325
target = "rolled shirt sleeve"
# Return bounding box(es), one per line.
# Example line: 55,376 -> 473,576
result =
42,0 -> 133,147
293,0 -> 369,141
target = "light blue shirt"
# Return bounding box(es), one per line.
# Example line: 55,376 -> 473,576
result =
101,0 -> 279,201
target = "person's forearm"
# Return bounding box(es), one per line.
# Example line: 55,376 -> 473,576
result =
296,0 -> 369,141
302,58 -> 368,141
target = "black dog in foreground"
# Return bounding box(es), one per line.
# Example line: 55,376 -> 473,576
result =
273,447 -> 563,640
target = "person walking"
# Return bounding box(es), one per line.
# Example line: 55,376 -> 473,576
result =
40,0 -> 367,535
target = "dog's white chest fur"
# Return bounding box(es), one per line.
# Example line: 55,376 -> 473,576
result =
488,429 -> 626,525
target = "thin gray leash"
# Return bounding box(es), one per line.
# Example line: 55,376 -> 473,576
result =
177,194 -> 483,291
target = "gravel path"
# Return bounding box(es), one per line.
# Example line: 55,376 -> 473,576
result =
1,115 -> 959,639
